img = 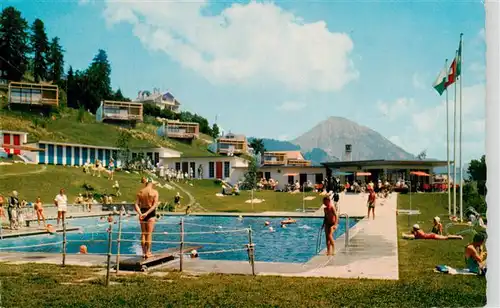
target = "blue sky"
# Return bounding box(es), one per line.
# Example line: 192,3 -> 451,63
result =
6,0 -> 486,162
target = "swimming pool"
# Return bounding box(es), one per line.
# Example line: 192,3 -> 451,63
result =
0,215 -> 359,263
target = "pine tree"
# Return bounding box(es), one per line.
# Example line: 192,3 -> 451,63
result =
0,6 -> 30,81
47,36 -> 64,84
30,18 -> 49,82
66,66 -> 77,108
86,49 -> 112,112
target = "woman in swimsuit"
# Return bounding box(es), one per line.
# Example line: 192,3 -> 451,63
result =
322,196 -> 338,256
465,232 -> 487,275
431,216 -> 443,235
367,187 -> 376,220
402,224 -> 463,240
34,197 -> 46,227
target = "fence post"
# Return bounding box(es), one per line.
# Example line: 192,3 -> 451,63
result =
105,222 -> 113,287
115,206 -> 124,274
179,217 -> 184,272
247,227 -> 255,276
62,217 -> 67,267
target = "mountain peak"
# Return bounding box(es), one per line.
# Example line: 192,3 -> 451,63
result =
292,117 -> 414,161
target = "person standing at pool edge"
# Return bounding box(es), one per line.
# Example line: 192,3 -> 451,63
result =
323,196 -> 338,256
135,178 -> 159,259
54,188 -> 68,227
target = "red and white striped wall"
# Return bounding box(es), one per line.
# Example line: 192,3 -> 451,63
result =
0,130 -> 28,155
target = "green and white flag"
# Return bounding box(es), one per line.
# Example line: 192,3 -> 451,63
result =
433,65 -> 448,96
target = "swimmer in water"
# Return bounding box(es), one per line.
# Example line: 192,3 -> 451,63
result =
190,249 -> 199,259
79,245 -> 88,254
107,214 -> 113,223
264,221 -> 270,226
269,227 -> 274,232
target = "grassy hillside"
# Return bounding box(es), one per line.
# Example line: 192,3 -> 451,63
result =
0,163 -> 187,204
0,108 -> 216,157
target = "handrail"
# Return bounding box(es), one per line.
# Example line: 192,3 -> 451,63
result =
315,212 -> 350,254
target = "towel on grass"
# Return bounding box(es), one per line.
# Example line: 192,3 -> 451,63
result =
434,265 -> 477,275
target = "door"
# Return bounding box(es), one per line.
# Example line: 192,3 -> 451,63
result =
74,147 -> 80,166
13,135 -> 20,155
264,172 -> 271,180
65,146 -> 72,165
56,145 -> 63,165
39,143 -> 46,164
3,134 -> 10,154
288,175 -> 294,184
299,173 -> 307,186
315,173 -> 323,184
182,162 -> 189,173
82,148 -> 89,163
190,162 -> 196,176
90,148 -> 96,163
48,144 -> 54,164
98,149 -> 104,162
216,161 -> 223,179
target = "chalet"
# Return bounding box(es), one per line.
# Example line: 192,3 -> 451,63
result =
96,100 -> 143,124
162,120 -> 200,140
217,133 -> 248,155
8,82 -> 59,107
262,151 -> 312,167
135,90 -> 181,113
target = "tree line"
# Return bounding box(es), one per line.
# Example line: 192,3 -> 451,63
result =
0,6 -> 219,138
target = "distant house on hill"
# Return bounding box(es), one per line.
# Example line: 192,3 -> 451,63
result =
157,119 -> 200,140
216,133 -> 249,156
96,100 -> 143,125
7,81 -> 59,107
262,151 -> 312,167
134,89 -> 181,113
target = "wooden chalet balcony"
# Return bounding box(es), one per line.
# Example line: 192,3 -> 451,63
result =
287,159 -> 312,166
8,82 -> 59,107
165,120 -> 199,139
217,138 -> 247,154
262,152 -> 287,165
102,100 -> 143,122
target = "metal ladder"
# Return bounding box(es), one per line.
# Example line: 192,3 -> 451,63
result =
315,213 -> 350,254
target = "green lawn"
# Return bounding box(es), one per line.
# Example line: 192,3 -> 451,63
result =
0,108 -> 215,157
0,193 -> 487,307
179,180 -> 320,212
0,164 -> 187,205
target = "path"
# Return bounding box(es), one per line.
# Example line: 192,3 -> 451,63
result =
169,182 -> 208,212
0,165 -> 47,178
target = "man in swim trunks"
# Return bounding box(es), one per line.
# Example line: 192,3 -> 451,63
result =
54,188 -> 68,226
134,178 -> 159,259
322,196 -> 338,256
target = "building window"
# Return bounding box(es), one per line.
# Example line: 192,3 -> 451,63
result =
224,161 -> 230,178
264,172 -> 271,180
175,162 -> 181,171
209,162 -> 215,178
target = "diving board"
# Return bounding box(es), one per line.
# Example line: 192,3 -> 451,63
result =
118,246 -> 202,272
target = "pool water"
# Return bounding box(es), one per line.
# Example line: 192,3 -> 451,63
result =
0,215 -> 358,263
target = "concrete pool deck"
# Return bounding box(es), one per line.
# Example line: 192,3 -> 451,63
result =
0,193 -> 400,280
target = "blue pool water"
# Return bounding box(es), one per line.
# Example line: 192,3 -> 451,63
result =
0,215 -> 358,263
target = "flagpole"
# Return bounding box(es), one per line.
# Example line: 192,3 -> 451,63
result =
459,33 -> 464,223
445,58 -> 451,217
453,49 -> 458,218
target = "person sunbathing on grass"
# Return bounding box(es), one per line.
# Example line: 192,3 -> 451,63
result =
465,232 -> 487,275
402,224 -> 463,240
431,216 -> 443,235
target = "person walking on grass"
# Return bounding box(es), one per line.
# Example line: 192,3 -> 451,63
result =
174,192 -> 182,212
134,178 -> 159,259
322,196 -> 338,256
54,188 -> 68,227
367,186 -> 376,220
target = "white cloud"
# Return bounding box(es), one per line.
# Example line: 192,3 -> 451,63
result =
412,72 -> 425,89
385,83 -> 485,162
276,101 -> 306,112
376,97 -> 414,121
103,1 -> 358,92
277,134 -> 289,141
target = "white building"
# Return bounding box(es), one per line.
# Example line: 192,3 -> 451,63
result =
231,165 -> 326,191
134,89 -> 181,113
160,155 -> 249,183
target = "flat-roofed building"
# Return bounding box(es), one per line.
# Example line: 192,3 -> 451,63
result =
8,82 -> 59,107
